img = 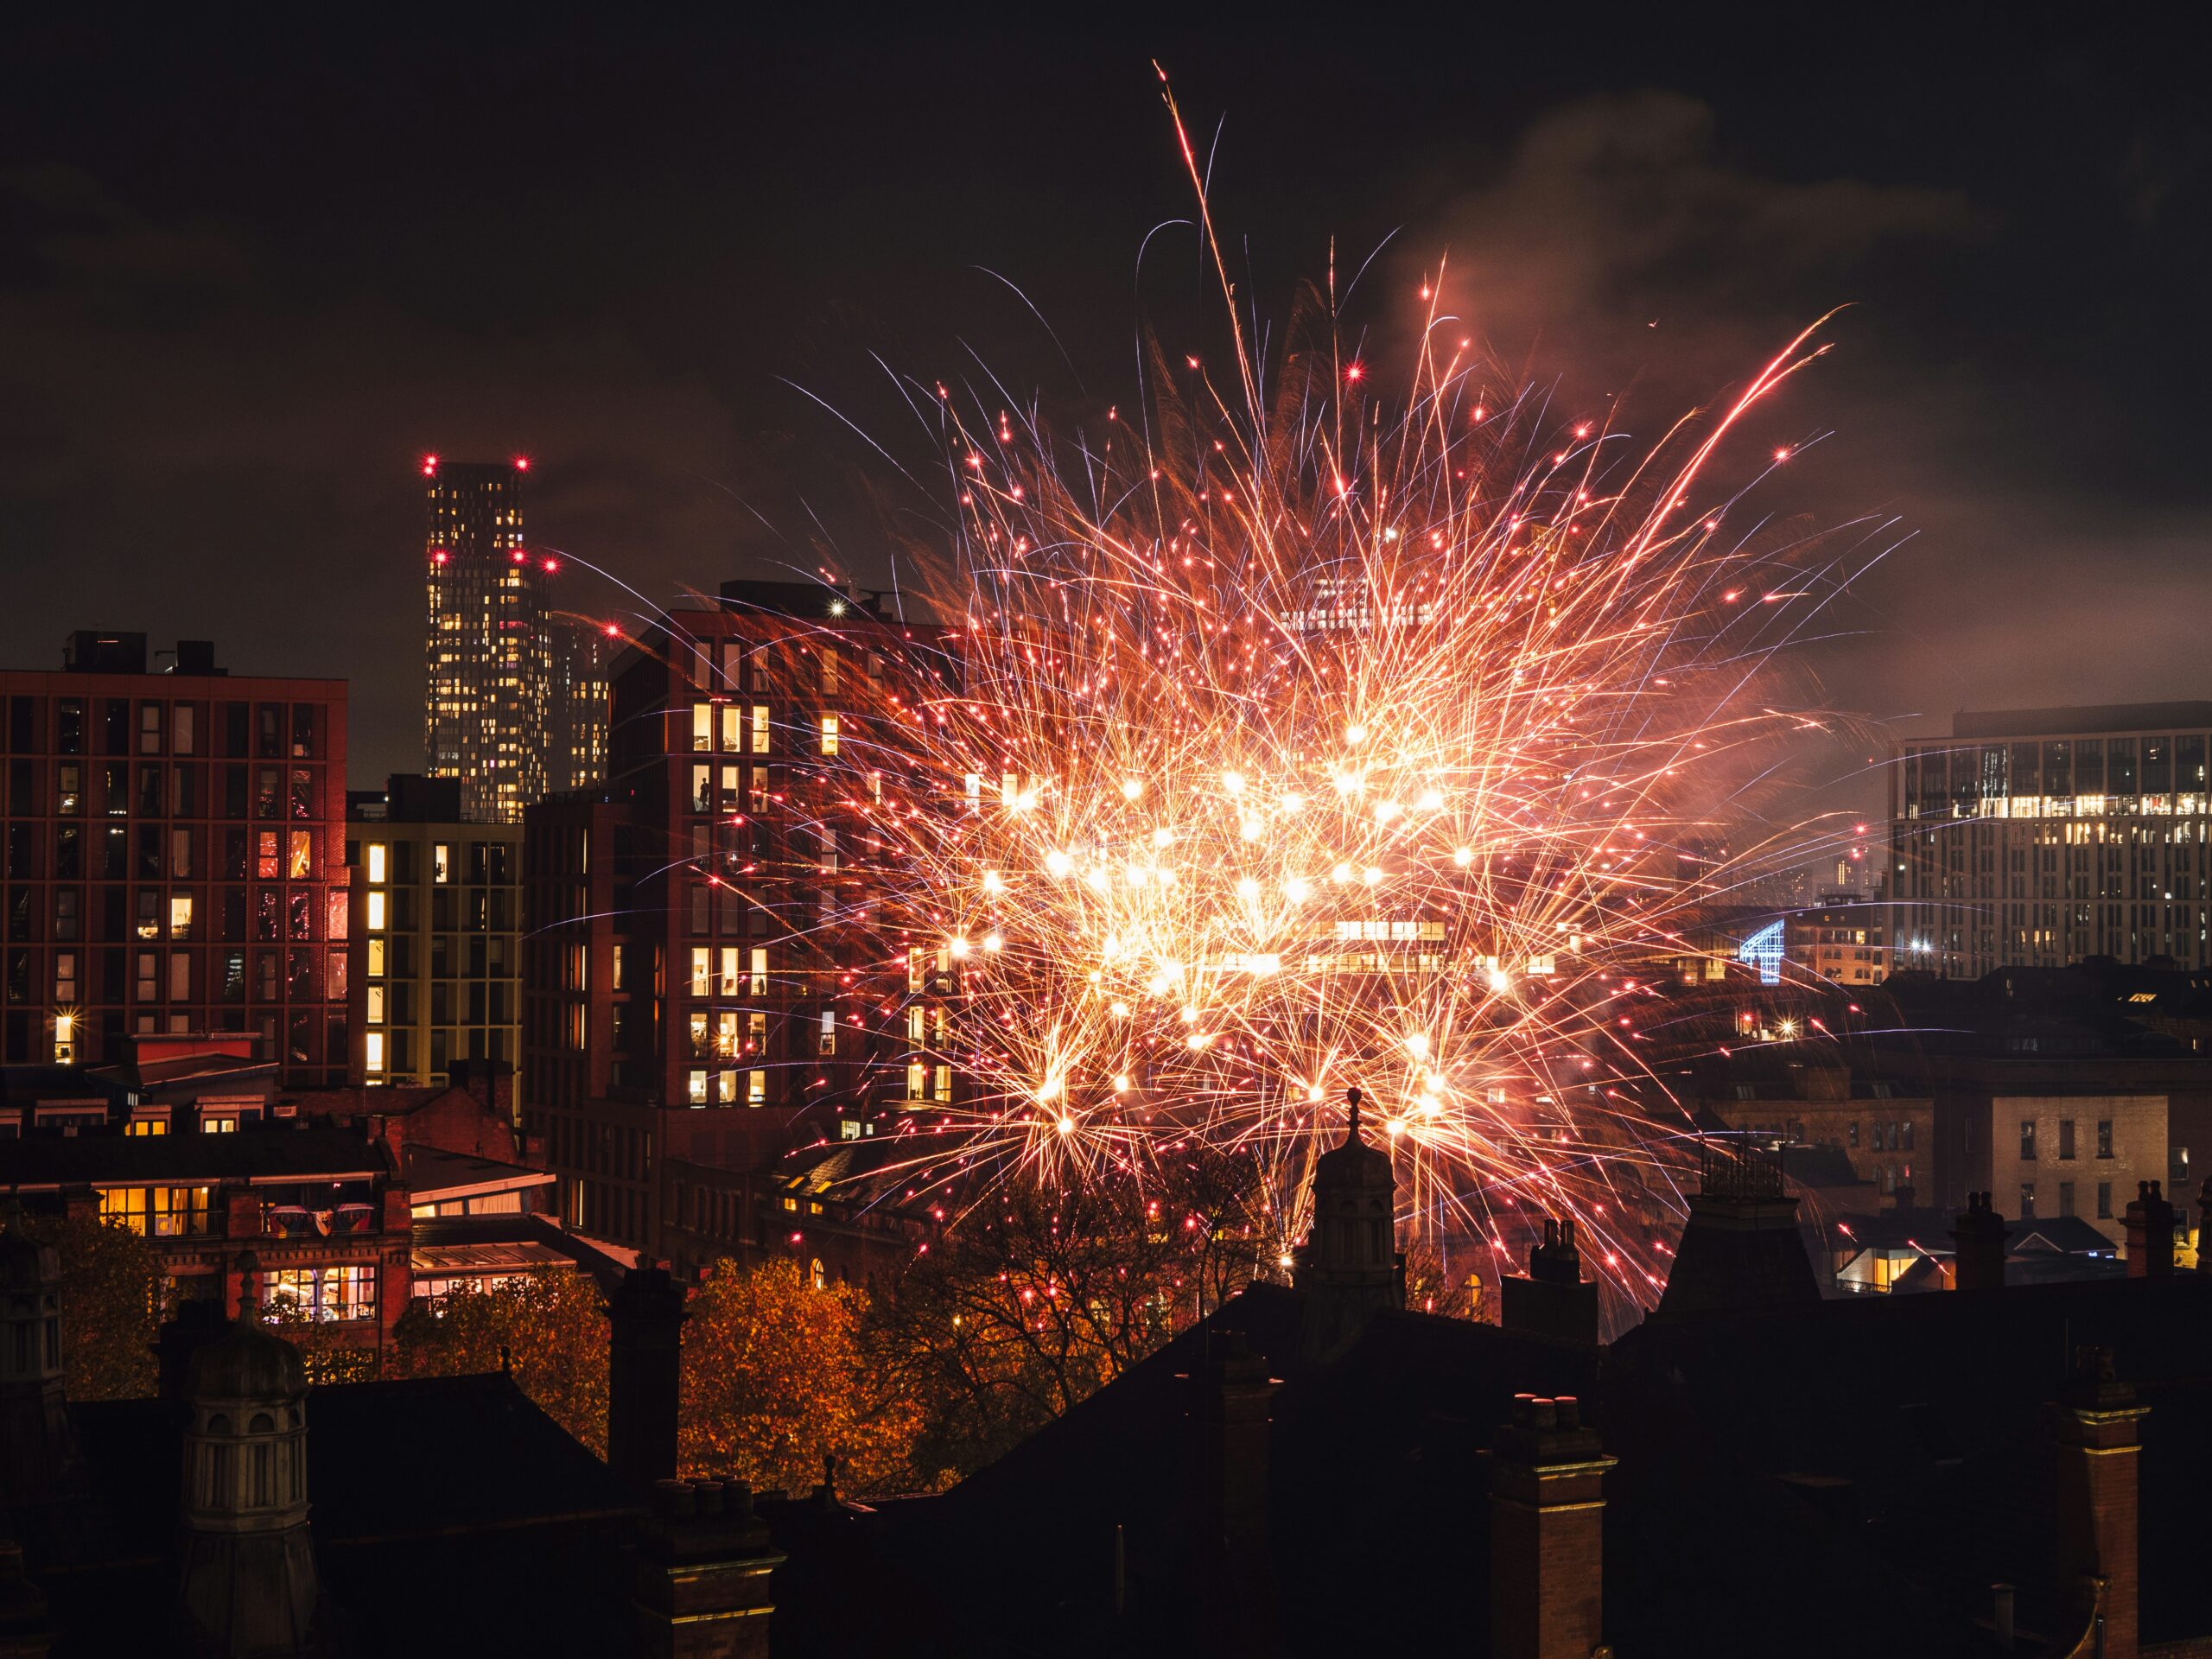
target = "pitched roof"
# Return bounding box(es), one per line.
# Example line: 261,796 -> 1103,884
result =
43,1371 -> 638,1657
0,1124 -> 390,1189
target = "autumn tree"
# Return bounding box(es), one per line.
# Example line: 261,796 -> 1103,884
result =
678,1257 -> 919,1497
875,1149 -> 1271,1482
1401,1241 -> 1484,1321
390,1272 -> 611,1454
21,1212 -> 158,1400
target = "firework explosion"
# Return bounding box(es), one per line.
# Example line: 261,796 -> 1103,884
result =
834,245 -> 1843,1320
652,93 -> 1851,1324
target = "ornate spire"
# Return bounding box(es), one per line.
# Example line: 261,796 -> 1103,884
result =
1294,1082 -> 1403,1363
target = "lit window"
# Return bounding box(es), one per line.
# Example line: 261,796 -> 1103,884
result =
688,1069 -> 709,1105
365,892 -> 386,931
366,985 -> 385,1025
751,705 -> 771,753
98,1185 -> 213,1236
819,1007 -> 836,1053
365,1032 -> 385,1071
690,948 -> 711,996
717,1070 -> 737,1104
264,1265 -> 377,1323
819,715 -> 840,755
747,1070 -> 766,1105
720,704 -> 741,752
748,948 -> 767,996
365,842 -> 387,883
692,703 -> 714,751
169,895 -> 194,938
433,842 -> 451,884
719,947 -> 739,996
366,938 -> 385,977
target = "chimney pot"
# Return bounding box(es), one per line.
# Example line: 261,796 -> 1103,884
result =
1554,1395 -> 1581,1430
652,1478 -> 693,1519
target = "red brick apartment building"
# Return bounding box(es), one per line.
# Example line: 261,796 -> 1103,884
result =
1,632 -> 350,1085
521,582 -> 951,1274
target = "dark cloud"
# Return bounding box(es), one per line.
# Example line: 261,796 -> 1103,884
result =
1390,89 -> 2211,805
0,16 -> 2205,803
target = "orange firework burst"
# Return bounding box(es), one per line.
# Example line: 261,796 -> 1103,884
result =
798,87 -> 1847,1324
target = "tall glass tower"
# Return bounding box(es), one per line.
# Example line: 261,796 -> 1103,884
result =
422,457 -> 549,823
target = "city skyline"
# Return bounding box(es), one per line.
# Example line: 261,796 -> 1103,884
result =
8,22 -> 2212,1659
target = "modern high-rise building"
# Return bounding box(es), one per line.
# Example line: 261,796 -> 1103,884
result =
345,774 -> 522,1089
1891,702 -> 2212,979
0,632 -> 351,1083
544,613 -> 611,794
520,581 -> 957,1254
421,456 -> 606,823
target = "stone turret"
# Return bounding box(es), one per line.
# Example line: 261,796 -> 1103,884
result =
1294,1089 -> 1404,1363
177,1254 -> 320,1657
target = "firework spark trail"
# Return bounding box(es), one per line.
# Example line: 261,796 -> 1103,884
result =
807,229 -> 1856,1323
556,89 -> 1869,1322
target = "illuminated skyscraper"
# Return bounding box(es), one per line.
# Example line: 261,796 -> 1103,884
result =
421,457 -> 605,823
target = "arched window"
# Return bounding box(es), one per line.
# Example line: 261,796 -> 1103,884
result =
810,1258 -> 826,1291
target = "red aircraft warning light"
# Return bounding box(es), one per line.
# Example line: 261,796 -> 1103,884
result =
514,455 -> 531,472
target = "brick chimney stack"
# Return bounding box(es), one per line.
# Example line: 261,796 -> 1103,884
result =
2051,1346 -> 2148,1659
607,1268 -> 688,1493
1193,1329 -> 1279,1656
2124,1181 -> 2175,1279
1491,1394 -> 1615,1659
1949,1191 -> 2007,1291
632,1477 -> 785,1659
1501,1217 -> 1601,1345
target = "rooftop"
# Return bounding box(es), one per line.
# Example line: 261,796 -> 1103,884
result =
0,1125 -> 390,1190
1949,701 -> 2212,740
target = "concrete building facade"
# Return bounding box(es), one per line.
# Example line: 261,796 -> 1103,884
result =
1892,701 -> 2212,980
346,774 -> 522,1089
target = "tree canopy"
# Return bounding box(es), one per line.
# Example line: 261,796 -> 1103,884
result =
22,1212 -> 159,1401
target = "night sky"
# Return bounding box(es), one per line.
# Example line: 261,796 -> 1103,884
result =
3,13 -> 2205,803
